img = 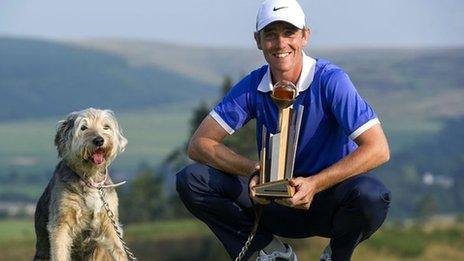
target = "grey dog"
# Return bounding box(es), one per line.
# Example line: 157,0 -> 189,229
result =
34,108 -> 129,261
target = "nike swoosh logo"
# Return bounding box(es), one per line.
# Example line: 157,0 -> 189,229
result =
273,6 -> 288,11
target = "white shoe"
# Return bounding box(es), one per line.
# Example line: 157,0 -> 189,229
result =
319,244 -> 332,261
256,243 -> 297,261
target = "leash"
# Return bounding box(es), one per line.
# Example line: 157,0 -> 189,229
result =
93,167 -> 137,260
235,205 -> 263,261
235,173 -> 264,261
69,164 -> 137,260
98,185 -> 138,261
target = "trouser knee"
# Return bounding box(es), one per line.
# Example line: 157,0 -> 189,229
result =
176,163 -> 210,207
344,175 -> 391,235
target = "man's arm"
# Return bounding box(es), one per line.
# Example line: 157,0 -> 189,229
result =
275,123 -> 390,209
188,115 -> 258,177
311,123 -> 389,192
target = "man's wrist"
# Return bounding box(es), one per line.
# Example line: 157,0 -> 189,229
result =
306,173 -> 327,193
249,162 -> 260,176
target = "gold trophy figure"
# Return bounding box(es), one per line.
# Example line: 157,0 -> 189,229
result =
254,81 -> 305,198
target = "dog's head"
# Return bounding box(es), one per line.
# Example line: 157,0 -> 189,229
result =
55,108 -> 128,168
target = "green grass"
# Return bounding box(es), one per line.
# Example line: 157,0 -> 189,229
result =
0,103 -> 193,175
2,219 -> 464,260
0,102 -> 444,174
366,224 -> 464,258
367,226 -> 428,257
124,219 -> 211,241
0,185 -> 43,199
0,104 -> 194,201
0,99 -> 446,201
0,118 -> 57,169
0,220 -> 35,244
0,218 -> 210,245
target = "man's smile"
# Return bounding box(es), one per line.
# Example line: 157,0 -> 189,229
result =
273,51 -> 291,58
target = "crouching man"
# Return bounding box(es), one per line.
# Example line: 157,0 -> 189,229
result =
176,0 -> 391,260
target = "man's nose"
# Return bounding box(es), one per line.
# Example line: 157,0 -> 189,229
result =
275,34 -> 286,48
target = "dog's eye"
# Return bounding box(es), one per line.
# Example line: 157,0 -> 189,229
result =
80,125 -> 88,131
103,125 -> 111,130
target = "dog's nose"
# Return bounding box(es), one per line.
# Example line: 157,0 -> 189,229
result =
93,136 -> 104,146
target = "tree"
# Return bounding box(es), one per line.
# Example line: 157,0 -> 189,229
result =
219,76 -> 258,160
164,75 -> 258,168
119,166 -> 166,223
189,101 -> 210,137
415,194 -> 438,223
156,76 -> 259,222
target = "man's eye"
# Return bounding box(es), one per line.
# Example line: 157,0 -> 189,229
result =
264,33 -> 275,39
80,125 -> 88,131
284,30 -> 296,37
103,125 -> 110,130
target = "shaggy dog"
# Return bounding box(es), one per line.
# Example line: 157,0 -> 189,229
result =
34,108 -> 129,261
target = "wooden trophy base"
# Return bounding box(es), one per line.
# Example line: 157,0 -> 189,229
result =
254,179 -> 295,198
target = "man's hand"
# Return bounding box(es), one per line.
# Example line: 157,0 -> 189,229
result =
249,174 -> 271,205
275,176 -> 319,210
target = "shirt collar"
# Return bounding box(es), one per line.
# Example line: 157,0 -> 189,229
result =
257,52 -> 316,93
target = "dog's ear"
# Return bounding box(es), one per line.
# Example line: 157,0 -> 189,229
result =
117,129 -> 128,153
104,110 -> 128,153
55,113 -> 77,157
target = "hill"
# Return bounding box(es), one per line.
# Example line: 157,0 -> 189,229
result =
0,37 -> 463,211
0,37 -> 217,121
2,37 -> 463,135
377,117 -> 464,218
80,40 -> 464,149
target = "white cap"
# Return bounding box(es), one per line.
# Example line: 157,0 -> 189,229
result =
256,0 -> 306,32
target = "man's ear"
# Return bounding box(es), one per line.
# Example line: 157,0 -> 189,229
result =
254,32 -> 262,50
302,27 -> 310,47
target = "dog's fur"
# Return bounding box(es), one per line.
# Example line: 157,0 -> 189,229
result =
34,108 -> 128,261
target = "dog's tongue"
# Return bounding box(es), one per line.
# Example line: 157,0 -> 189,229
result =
91,151 -> 105,165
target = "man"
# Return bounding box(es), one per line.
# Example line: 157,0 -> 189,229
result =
176,0 -> 391,260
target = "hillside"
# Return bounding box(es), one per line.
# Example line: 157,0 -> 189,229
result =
2,36 -> 463,130
76,39 -> 264,86
377,117 -> 464,218
1,37 -> 463,211
0,37 -> 217,121
79,40 -> 464,148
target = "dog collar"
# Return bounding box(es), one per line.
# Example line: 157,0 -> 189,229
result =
86,170 -> 127,189
68,164 -> 127,189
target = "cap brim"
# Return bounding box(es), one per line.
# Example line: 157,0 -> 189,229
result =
256,17 -> 304,32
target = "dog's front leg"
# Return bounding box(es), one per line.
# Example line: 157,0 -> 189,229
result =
48,222 -> 73,261
100,214 -> 128,261
108,225 -> 128,261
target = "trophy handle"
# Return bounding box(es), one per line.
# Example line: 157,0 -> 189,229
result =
259,126 -> 267,184
255,179 -> 295,197
284,105 -> 304,179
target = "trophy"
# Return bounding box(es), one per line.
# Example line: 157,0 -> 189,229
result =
254,80 -> 304,198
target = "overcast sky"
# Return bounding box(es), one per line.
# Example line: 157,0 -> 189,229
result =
1,0 -> 463,48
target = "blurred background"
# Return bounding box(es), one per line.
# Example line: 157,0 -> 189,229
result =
0,0 -> 463,260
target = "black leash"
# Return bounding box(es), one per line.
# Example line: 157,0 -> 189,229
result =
235,204 -> 263,261
235,173 -> 264,261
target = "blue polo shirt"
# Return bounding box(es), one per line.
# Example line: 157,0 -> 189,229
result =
210,54 -> 379,177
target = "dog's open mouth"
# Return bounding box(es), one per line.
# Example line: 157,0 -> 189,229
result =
91,149 -> 106,165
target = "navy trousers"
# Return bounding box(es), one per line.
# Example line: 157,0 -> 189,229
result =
176,163 -> 391,260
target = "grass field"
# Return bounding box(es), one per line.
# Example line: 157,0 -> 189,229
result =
2,218 -> 464,260
0,102 -> 196,176
0,97 -> 447,203
0,97 -> 445,176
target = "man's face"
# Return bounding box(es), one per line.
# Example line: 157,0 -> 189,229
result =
254,21 -> 309,78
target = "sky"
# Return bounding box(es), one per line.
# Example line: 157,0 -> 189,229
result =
0,0 -> 463,48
